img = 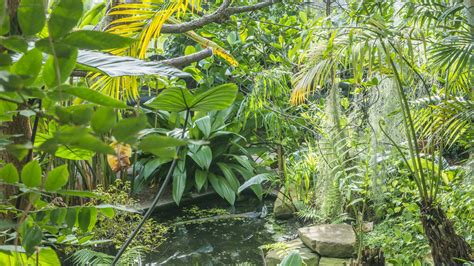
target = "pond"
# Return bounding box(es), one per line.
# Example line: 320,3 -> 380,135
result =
145,197 -> 302,265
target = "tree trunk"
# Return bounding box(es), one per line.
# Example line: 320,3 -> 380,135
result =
0,0 -> 29,225
420,201 -> 472,265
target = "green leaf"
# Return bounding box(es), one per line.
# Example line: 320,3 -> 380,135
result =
0,53 -> 12,67
44,164 -> 69,191
66,207 -> 77,229
35,133 -> 95,160
60,85 -> 127,108
189,146 -> 212,170
0,36 -> 28,53
217,162 -> 239,192
76,50 -> 190,78
139,135 -> 187,158
189,83 -> 238,112
99,207 -> 115,218
280,251 -> 303,266
57,190 -> 99,198
49,208 -> 67,225
78,207 -> 97,232
237,173 -> 270,194
0,2 -> 9,35
145,87 -> 193,112
0,163 -> 19,183
48,0 -> 83,39
11,48 -> 43,86
172,160 -> 186,205
72,134 -> 114,154
63,30 -> 134,50
21,160 -> 42,188
91,107 -> 116,134
0,247 -> 60,265
208,173 -> 235,205
113,115 -> 148,144
78,2 -> 106,28
43,48 -> 78,88
17,0 -> 46,36
195,169 -> 207,192
195,116 -> 211,138
22,225 -> 42,256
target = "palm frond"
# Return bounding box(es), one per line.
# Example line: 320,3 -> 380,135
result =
413,96 -> 474,147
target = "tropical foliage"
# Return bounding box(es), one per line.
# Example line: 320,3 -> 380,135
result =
0,0 -> 472,264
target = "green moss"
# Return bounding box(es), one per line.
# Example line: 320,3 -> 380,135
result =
92,180 -> 169,251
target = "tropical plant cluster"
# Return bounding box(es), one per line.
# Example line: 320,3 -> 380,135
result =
0,0 -> 472,265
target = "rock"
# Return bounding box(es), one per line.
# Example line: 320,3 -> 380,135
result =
319,257 -> 352,266
273,188 -> 296,219
298,224 -> 356,258
264,239 -> 320,266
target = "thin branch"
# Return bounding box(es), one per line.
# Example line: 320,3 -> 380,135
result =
161,0 -> 280,34
160,48 -> 213,67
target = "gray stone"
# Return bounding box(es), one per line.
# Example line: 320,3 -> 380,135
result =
298,224 -> 356,258
273,189 -> 296,219
319,257 -> 352,266
264,239 -> 320,266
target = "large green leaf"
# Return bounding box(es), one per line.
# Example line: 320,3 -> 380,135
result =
146,84 -> 238,112
172,160 -> 186,205
48,0 -> 83,39
139,135 -> 187,158
60,85 -> 128,108
63,30 -> 134,50
195,116 -> 212,138
189,146 -> 212,170
208,173 -> 235,205
17,0 -> 45,36
0,247 -> 60,266
35,133 -> 95,160
78,207 -> 97,232
0,163 -> 19,184
217,162 -> 240,192
76,50 -> 190,78
44,164 -> 69,191
195,169 -> 207,192
43,48 -> 78,88
21,160 -> 41,188
280,251 -> 303,266
112,115 -> 148,144
11,48 -> 42,85
145,87 -> 193,112
91,107 -> 116,134
0,36 -> 28,53
189,83 -> 238,112
237,173 -> 270,194
66,207 -> 77,229
22,225 -> 42,256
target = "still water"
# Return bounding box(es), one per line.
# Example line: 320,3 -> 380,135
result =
146,197 -> 300,265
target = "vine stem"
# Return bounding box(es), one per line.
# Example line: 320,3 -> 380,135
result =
112,109 -> 190,265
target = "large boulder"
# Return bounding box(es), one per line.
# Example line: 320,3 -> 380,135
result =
319,257 -> 352,266
273,188 -> 296,219
264,239 -> 320,266
298,224 -> 356,258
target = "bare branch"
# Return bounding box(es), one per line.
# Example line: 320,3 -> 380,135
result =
161,0 -> 280,34
160,48 -> 213,68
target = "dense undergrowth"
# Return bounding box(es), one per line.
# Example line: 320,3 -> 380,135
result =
0,0 -> 472,265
